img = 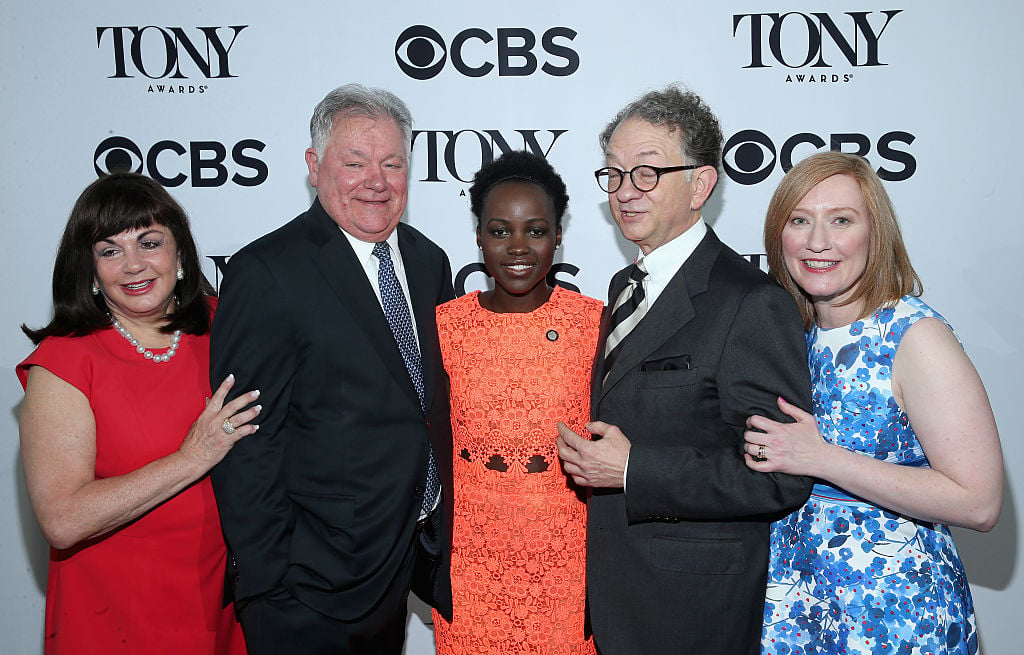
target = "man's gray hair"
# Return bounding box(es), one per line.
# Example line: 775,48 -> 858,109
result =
309,84 -> 413,158
599,85 -> 722,171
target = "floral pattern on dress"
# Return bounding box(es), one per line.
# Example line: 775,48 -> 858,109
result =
763,296 -> 978,655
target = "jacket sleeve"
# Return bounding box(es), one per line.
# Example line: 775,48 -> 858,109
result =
209,251 -> 298,601
625,282 -> 814,521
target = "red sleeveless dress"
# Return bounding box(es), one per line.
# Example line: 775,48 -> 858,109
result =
17,311 -> 245,655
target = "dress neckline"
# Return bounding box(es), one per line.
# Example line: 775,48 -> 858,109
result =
473,285 -> 565,317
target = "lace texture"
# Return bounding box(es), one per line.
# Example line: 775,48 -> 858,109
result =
432,287 -> 601,655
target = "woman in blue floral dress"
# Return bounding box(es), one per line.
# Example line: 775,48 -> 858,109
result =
745,152 -> 1003,654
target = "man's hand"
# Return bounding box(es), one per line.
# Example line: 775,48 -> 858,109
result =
556,421 -> 631,488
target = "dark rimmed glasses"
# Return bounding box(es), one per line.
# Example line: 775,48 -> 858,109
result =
594,164 -> 700,193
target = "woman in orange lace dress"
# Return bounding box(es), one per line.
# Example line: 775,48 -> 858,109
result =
431,151 -> 601,654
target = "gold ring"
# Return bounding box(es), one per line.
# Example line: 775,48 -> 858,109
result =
758,444 -> 766,460
222,419 -> 235,435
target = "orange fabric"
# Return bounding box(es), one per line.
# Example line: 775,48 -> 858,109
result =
432,287 -> 601,655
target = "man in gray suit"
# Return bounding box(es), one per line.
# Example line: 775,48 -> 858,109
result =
557,85 -> 813,654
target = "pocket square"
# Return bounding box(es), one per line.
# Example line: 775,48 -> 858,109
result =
641,354 -> 691,371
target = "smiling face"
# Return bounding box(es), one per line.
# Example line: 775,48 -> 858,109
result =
781,173 -> 872,327
93,224 -> 180,325
305,114 -> 409,242
476,180 -> 561,313
604,117 -> 715,254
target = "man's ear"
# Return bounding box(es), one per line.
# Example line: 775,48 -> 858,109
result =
305,148 -> 320,188
690,165 -> 719,211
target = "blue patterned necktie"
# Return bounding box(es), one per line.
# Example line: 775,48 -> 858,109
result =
372,241 -> 440,516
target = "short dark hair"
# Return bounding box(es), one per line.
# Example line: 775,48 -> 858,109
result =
22,173 -> 214,344
599,84 -> 723,172
468,150 -> 569,228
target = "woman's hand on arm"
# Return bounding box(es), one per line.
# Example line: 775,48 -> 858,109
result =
744,318 -> 1003,531
177,373 -> 261,470
743,397 -> 836,478
20,369 -> 260,550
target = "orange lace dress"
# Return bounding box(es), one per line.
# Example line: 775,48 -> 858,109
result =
432,286 -> 602,655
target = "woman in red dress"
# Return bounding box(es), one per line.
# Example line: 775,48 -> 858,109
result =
431,151 -> 601,654
18,173 -> 258,654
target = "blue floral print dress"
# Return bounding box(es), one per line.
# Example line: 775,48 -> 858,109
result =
762,296 -> 977,654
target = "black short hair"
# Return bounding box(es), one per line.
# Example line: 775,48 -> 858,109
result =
469,151 -> 569,227
22,173 -> 215,345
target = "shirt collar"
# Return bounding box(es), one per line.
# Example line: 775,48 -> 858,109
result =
340,227 -> 402,270
637,217 -> 706,288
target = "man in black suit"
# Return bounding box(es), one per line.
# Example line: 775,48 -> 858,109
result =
210,84 -> 454,654
557,86 -> 813,654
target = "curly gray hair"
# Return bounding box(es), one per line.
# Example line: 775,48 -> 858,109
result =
599,85 -> 722,172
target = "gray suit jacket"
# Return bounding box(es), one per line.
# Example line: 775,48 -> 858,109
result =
587,227 -> 813,654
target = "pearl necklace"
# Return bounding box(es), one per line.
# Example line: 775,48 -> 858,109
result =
109,315 -> 182,363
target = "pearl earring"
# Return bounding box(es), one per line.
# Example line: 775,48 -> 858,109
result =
91,284 -> 100,296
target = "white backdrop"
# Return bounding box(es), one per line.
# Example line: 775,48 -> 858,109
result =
2,2 -> 1021,653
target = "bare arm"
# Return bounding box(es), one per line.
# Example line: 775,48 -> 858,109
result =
20,367 -> 261,549
745,318 -> 1003,531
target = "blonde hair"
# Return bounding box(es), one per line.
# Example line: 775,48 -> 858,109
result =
763,152 -> 921,329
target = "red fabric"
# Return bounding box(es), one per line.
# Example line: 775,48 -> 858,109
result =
17,307 -> 245,655
431,287 -> 601,655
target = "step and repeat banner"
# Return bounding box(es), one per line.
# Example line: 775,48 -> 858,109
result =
2,2 -> 1021,653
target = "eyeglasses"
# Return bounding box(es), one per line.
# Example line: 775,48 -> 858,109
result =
594,164 -> 700,193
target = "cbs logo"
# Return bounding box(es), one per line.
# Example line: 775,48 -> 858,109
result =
395,25 -> 578,80
723,129 -> 916,184
94,136 -> 268,187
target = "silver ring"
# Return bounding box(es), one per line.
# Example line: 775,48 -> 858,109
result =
222,419 -> 235,435
758,444 -> 766,460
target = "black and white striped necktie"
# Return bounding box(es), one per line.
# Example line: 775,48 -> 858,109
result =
603,261 -> 648,382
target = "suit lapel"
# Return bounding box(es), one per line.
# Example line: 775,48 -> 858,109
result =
599,229 -> 722,399
306,202 -> 421,409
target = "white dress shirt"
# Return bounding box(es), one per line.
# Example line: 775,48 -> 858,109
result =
340,227 -> 420,344
634,217 -> 707,310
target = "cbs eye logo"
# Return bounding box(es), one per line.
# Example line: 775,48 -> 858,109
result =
94,136 -> 268,187
722,129 -> 916,184
395,25 -> 579,80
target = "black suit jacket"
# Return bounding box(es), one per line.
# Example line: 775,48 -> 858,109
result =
587,228 -> 813,654
209,199 -> 455,621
